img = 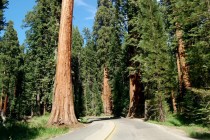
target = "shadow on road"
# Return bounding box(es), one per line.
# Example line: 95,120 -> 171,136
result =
81,116 -> 120,124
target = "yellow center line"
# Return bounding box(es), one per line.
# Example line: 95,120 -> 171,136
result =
105,121 -> 117,140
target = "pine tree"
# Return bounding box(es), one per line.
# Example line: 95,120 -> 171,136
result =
109,0 -> 130,117
81,28 -> 103,116
125,0 -> 145,118
161,0 -> 210,125
136,0 -> 171,121
0,0 -> 8,115
0,0 -> 7,31
24,0 -> 61,116
0,21 -> 22,118
72,26 -> 84,117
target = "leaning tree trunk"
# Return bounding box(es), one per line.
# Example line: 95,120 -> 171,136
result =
127,73 -> 145,118
176,23 -> 191,89
102,67 -> 112,115
48,0 -> 77,125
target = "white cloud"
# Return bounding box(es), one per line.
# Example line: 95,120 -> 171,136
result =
75,0 -> 97,20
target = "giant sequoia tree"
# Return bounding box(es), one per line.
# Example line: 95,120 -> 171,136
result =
48,0 -> 77,125
161,0 -> 210,124
125,0 -> 145,118
93,0 -> 116,115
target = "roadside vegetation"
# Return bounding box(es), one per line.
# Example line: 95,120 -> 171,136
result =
149,114 -> 210,140
0,115 -> 70,140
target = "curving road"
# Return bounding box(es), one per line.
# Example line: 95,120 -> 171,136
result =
52,118 -> 196,140
107,118 -> 196,140
52,122 -> 103,140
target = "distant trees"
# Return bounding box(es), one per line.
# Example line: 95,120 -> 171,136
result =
125,0 -> 145,118
72,26 -> 84,117
93,0 -> 116,115
80,28 -> 103,116
23,0 -> 61,116
0,21 -> 23,118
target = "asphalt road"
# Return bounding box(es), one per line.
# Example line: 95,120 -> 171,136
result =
52,122 -> 103,140
52,118 -> 196,140
108,118 -> 195,140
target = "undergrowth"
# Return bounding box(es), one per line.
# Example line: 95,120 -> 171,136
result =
0,115 -> 70,140
149,114 -> 210,140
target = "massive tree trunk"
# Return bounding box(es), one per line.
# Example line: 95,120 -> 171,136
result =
48,0 -> 77,125
176,23 -> 191,89
127,73 -> 145,118
102,67 -> 112,115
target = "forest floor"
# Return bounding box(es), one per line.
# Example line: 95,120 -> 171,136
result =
0,114 -> 84,140
149,115 -> 210,140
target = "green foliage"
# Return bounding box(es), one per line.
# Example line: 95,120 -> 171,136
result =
23,0 -> 61,116
80,28 -> 103,116
0,21 -> 23,118
161,0 -> 210,125
72,26 -> 84,117
149,114 -> 210,140
181,89 -> 210,127
0,0 -> 8,31
0,115 -> 69,140
124,0 -> 172,121
93,0 -> 129,117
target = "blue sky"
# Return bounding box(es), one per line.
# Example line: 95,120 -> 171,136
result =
4,0 -> 97,45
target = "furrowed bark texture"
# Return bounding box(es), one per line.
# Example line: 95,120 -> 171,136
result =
176,23 -> 191,89
48,0 -> 77,125
176,53 -> 183,92
102,67 -> 112,115
127,73 -> 145,118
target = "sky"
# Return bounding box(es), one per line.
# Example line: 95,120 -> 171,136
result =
4,0 -> 97,45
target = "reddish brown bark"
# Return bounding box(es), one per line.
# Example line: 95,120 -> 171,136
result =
102,67 -> 112,115
0,96 -> 2,111
127,73 -> 145,118
171,90 -> 177,114
48,0 -> 77,125
176,23 -> 191,89
3,94 -> 8,115
176,53 -> 183,92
